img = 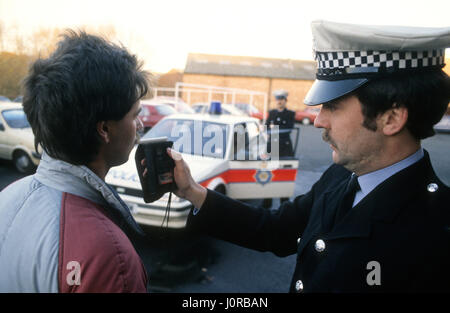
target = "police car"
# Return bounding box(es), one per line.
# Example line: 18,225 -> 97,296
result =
106,107 -> 299,229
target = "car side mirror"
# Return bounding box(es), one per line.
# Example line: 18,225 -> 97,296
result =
0,123 -> 4,131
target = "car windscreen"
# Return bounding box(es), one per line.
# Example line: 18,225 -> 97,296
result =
143,118 -> 229,158
235,103 -> 258,113
0,96 -> 11,102
2,109 -> 30,129
192,106 -> 205,113
248,104 -> 260,114
171,102 -> 195,114
306,108 -> 320,114
155,104 -> 177,115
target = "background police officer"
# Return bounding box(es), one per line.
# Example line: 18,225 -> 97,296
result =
265,90 -> 295,158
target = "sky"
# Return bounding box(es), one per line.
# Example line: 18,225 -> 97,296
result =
0,0 -> 449,73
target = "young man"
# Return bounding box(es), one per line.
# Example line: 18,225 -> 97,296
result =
0,31 -> 149,292
165,21 -> 450,292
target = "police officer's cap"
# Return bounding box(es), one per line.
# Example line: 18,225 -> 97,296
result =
304,20 -> 450,106
273,90 -> 288,100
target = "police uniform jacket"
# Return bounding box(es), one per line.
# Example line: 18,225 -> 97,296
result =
266,108 -> 295,130
265,108 -> 295,157
186,151 -> 450,292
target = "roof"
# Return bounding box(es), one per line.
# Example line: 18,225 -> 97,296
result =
184,53 -> 316,80
162,113 -> 260,125
0,101 -> 23,111
192,103 -> 245,114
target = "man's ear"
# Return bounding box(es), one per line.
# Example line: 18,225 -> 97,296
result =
380,105 -> 408,136
97,121 -> 110,144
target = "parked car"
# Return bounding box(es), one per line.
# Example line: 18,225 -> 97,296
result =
295,107 -> 320,125
139,101 -> 177,132
234,103 -> 266,120
192,102 -> 246,116
0,102 -> 41,173
434,114 -> 450,133
0,95 -> 11,102
147,96 -> 195,114
106,113 -> 299,229
13,95 -> 23,103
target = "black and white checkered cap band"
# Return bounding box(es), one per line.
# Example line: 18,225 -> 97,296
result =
315,49 -> 445,79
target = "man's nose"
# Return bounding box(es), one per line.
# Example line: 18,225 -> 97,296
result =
314,107 -> 328,129
136,117 -> 144,131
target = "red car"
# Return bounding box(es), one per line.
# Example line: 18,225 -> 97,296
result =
295,107 -> 320,125
148,96 -> 195,114
139,101 -> 177,132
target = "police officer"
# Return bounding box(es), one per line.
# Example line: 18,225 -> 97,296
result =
265,90 -> 296,158
163,21 -> 450,292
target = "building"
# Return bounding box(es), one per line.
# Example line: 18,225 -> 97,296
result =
182,53 -> 316,112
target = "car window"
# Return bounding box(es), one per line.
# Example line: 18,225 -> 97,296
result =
234,103 -> 244,109
0,96 -> 11,102
155,104 -> 177,115
165,102 -> 195,114
1,109 -> 30,129
234,103 -> 259,115
232,122 -> 264,160
232,123 -> 249,160
222,108 -> 230,114
246,122 -> 259,139
144,118 -> 229,159
248,104 -> 260,114
192,106 -> 205,113
139,106 -> 150,117
223,105 -> 245,115
306,108 -> 320,113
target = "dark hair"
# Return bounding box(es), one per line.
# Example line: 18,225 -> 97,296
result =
354,68 -> 450,140
22,30 -> 149,165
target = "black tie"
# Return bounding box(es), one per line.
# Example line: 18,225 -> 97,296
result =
335,174 -> 360,223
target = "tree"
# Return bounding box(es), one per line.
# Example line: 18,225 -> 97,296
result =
0,23 -> 122,100
157,69 -> 183,88
0,51 -> 33,99
30,27 -> 62,58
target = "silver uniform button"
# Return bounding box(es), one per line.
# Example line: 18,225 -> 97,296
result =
315,239 -> 326,252
427,183 -> 438,192
295,280 -> 304,292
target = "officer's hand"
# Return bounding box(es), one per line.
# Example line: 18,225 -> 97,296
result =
166,148 -> 207,208
140,150 -> 207,208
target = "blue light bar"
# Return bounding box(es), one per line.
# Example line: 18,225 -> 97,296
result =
209,101 -> 222,115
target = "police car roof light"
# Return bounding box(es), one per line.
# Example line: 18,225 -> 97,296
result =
209,101 -> 222,115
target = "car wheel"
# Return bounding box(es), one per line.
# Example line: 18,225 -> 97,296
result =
301,118 -> 311,125
214,185 -> 226,195
13,151 -> 35,174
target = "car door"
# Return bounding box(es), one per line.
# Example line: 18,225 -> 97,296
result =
226,121 -> 299,200
147,105 -> 159,127
0,112 -> 12,159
